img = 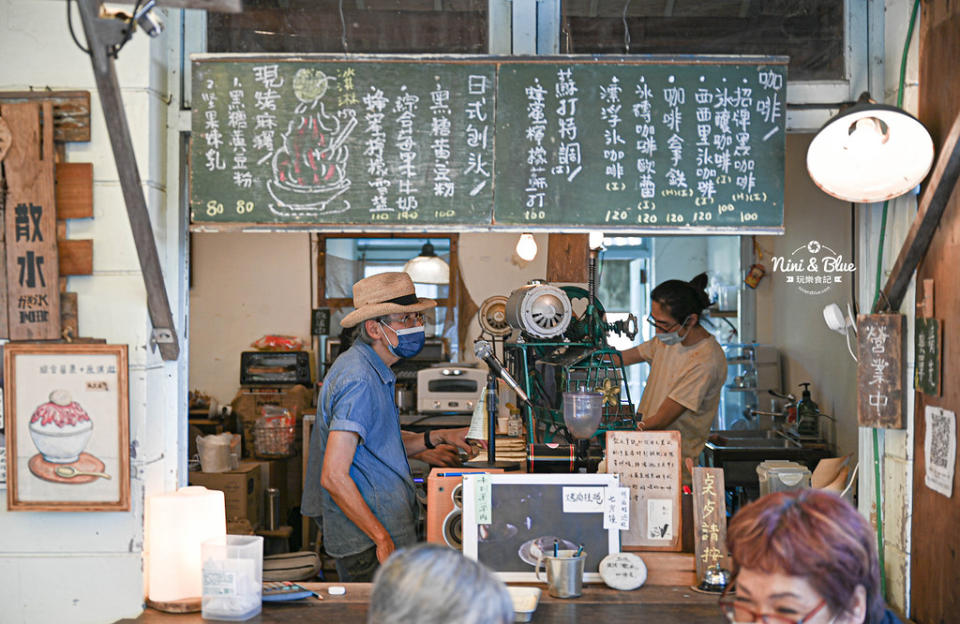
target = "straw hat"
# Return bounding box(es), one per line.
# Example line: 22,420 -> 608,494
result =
340,272 -> 437,328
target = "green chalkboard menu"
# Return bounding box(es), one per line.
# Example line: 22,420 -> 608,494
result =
192,57 -> 496,225
915,317 -> 942,396
191,55 -> 786,232
494,60 -> 786,228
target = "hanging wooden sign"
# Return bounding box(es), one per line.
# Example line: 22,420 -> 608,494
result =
856,314 -> 904,428
0,102 -> 61,340
914,317 -> 942,397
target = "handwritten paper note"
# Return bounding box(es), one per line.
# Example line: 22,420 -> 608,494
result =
473,473 -> 492,524
562,486 -> 606,513
692,467 -> 728,581
924,406 -> 956,498
603,486 -> 630,531
605,430 -> 682,549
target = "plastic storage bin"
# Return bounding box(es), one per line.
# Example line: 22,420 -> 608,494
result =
201,535 -> 264,621
757,460 -> 811,497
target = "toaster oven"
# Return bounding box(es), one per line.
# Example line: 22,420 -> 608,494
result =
240,351 -> 312,386
417,365 -> 488,414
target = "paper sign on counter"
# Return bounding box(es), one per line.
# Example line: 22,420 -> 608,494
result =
603,486 -> 630,531
562,486 -> 605,513
474,473 -> 492,524
647,499 -> 673,540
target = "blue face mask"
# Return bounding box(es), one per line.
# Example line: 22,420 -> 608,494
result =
655,315 -> 692,346
380,322 -> 426,359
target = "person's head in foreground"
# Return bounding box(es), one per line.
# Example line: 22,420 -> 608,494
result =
724,489 -> 892,624
367,543 -> 513,624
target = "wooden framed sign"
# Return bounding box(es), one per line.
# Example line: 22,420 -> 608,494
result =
461,472 -> 621,583
4,343 -> 129,511
857,314 -> 905,429
605,430 -> 683,551
191,54 -> 786,233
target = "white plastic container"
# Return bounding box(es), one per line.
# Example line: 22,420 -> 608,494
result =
562,392 -> 603,439
201,535 -> 263,621
757,460 -> 811,497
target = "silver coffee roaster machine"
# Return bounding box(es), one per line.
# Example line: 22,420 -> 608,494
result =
485,250 -> 640,472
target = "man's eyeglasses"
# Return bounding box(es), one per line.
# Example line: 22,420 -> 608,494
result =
646,315 -> 679,332
386,312 -> 425,327
719,586 -> 828,624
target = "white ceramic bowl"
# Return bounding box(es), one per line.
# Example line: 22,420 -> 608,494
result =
30,418 -> 93,464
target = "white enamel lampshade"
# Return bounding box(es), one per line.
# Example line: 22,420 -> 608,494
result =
807,97 -> 934,203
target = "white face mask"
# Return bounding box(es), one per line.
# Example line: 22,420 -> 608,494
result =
655,315 -> 692,345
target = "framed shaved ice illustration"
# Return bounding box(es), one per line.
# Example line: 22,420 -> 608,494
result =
4,343 -> 129,511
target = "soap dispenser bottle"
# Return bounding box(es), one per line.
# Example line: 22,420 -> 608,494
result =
796,382 -> 819,437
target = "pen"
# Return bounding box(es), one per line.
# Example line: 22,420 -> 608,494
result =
553,539 -> 559,557
575,544 -> 584,557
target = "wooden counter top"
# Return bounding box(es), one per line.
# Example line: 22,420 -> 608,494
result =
117,583 -> 724,623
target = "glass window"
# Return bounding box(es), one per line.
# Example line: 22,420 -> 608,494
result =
208,0 -> 488,54
560,0 -> 844,81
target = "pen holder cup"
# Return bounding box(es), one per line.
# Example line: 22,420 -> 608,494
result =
535,550 -> 585,599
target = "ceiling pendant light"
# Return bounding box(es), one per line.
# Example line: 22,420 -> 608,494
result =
807,92 -> 934,203
403,241 -> 450,284
515,233 -> 538,261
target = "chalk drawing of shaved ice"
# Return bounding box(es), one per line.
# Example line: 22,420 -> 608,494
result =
268,68 -> 358,216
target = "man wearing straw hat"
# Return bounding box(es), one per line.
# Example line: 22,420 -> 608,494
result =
303,272 -> 480,582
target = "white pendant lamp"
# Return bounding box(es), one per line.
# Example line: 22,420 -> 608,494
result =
807,93 -> 934,203
403,241 -> 450,284
515,233 -> 538,261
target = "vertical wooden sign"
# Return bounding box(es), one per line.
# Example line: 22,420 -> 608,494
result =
914,317 -> 942,396
0,102 -> 60,340
605,430 -> 682,551
856,314 -> 904,428
692,467 -> 728,582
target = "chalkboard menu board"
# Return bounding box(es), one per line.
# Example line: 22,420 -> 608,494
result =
191,55 -> 786,232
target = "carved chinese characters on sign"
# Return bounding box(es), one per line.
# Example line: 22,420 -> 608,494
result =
692,467 -> 728,581
605,430 -> 682,550
0,102 -> 61,340
856,314 -> 904,428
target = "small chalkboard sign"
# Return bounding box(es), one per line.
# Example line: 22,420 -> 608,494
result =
605,430 -> 682,551
311,308 -> 331,336
857,314 -> 905,429
914,317 -> 941,397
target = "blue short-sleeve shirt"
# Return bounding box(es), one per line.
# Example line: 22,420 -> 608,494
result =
301,341 -> 417,558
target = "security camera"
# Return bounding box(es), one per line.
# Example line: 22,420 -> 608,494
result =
134,0 -> 164,38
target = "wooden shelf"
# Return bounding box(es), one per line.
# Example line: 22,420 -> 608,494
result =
708,309 -> 738,317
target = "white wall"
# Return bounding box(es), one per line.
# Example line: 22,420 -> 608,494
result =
0,2 -> 185,622
189,233 -> 312,404
755,134 -> 858,456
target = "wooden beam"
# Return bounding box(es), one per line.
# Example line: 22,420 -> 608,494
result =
77,0 -> 179,359
0,91 -> 91,143
55,162 -> 94,220
878,111 -> 960,312
58,239 -> 93,276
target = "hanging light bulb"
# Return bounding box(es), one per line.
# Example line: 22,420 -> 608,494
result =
403,241 -> 449,284
515,233 -> 538,261
807,92 -> 934,203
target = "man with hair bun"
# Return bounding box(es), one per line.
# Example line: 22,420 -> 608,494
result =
619,272 -> 727,482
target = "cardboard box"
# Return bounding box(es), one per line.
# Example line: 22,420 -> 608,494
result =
189,461 -> 262,528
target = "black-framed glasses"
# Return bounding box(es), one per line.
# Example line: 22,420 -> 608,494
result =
645,315 -> 679,332
719,585 -> 829,624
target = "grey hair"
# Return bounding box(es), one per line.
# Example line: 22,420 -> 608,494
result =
367,544 -> 513,624
357,315 -> 391,345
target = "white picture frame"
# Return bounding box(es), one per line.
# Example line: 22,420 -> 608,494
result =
462,473 -> 621,582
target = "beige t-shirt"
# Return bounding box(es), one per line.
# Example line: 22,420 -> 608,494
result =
628,335 -> 727,478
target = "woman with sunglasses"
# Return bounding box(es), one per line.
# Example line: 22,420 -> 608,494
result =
619,272 -> 727,482
723,489 -> 902,624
